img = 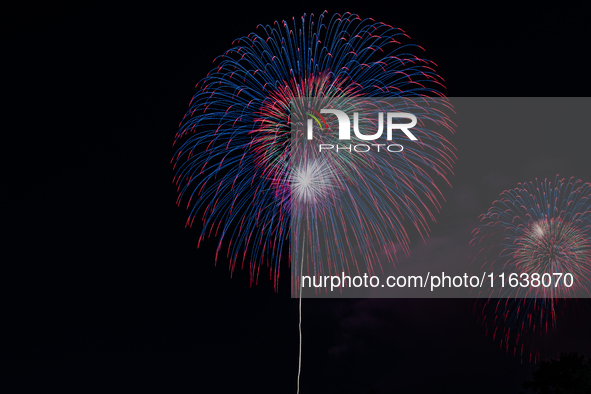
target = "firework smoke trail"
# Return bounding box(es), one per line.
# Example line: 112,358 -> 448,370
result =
173,11 -> 456,289
470,176 -> 591,362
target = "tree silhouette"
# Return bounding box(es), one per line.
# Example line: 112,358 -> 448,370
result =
523,352 -> 591,394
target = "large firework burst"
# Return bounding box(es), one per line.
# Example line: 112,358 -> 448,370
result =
173,12 -> 455,290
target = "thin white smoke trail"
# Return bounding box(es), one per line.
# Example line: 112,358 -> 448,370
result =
297,240 -> 304,394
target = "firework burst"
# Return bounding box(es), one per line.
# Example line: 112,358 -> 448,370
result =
173,12 -> 456,290
470,176 -> 591,361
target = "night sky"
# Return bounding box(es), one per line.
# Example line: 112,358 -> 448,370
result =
4,1 -> 591,393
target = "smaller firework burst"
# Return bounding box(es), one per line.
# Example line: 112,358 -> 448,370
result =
470,176 -> 591,362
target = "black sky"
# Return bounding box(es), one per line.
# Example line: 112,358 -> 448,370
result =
4,1 -> 591,393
